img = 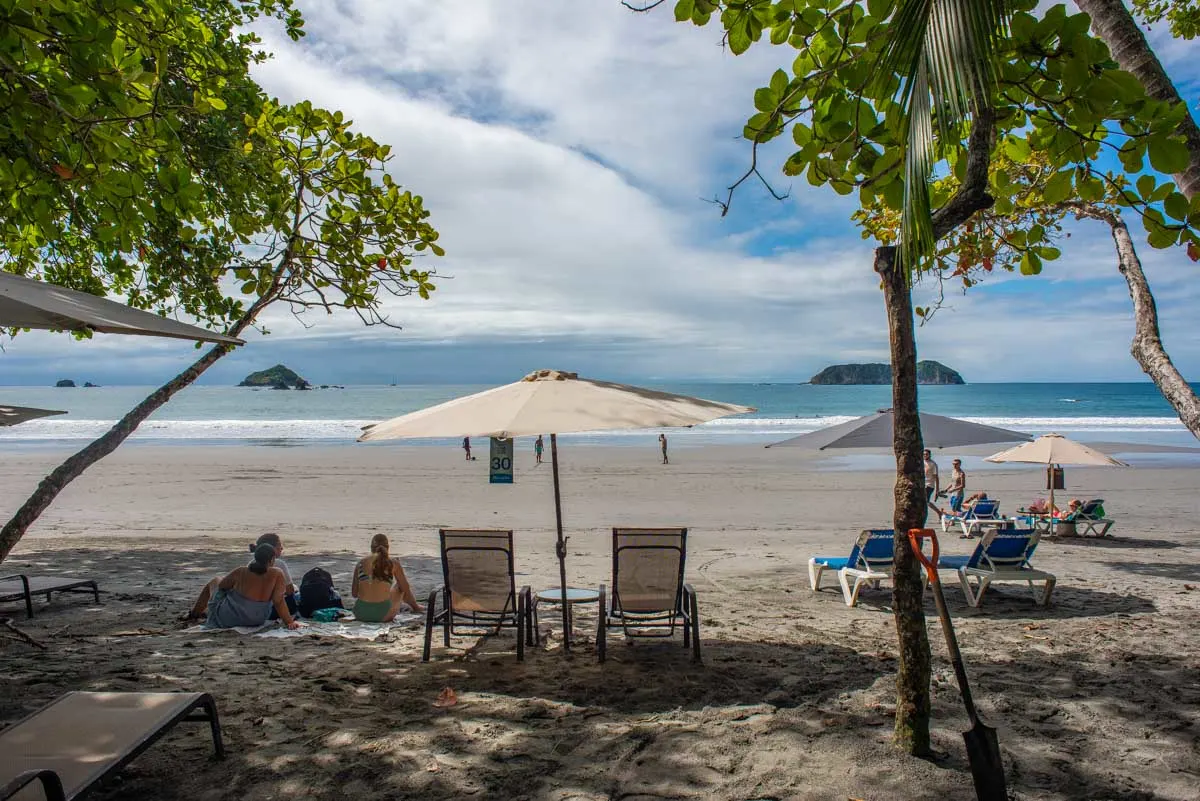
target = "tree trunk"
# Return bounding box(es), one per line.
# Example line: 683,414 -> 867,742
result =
875,244 -> 933,757
1075,0 -> 1200,199
0,280 -> 283,563
1073,206 -> 1200,439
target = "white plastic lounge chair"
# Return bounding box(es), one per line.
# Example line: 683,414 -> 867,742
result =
937,528 -> 1055,607
0,575 -> 100,619
1072,498 -> 1114,537
940,499 -> 1009,538
0,692 -> 223,801
809,529 -> 915,607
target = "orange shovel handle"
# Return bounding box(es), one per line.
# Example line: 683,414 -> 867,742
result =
907,528 -> 939,583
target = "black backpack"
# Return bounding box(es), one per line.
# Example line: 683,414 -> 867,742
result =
298,567 -> 344,618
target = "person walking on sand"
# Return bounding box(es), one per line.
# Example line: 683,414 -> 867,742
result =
462,436 -> 471,461
534,434 -> 544,465
947,458 -> 967,513
923,449 -> 939,503
658,433 -> 669,465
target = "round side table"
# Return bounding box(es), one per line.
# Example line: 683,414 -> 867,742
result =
534,587 -> 600,645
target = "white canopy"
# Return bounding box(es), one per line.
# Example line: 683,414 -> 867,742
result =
985,434 -> 1128,467
359,369 -> 755,441
0,271 -> 243,345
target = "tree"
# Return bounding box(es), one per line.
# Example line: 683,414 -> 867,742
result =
657,0 -> 1200,755
1,0 -> 303,328
1075,0 -> 1200,200
0,99 -> 442,563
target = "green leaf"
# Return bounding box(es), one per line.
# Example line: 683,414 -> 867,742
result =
674,0 -> 695,22
1020,251 -> 1042,276
1165,192 -> 1190,222
1043,171 -> 1073,205
1148,136 -> 1190,174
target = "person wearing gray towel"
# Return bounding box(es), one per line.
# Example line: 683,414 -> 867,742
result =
191,544 -> 300,629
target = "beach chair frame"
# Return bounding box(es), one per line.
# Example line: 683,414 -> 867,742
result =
0,574 -> 100,619
597,527 -> 700,663
423,529 -> 534,662
951,529 -> 1056,607
836,529 -> 926,607
0,691 -> 223,801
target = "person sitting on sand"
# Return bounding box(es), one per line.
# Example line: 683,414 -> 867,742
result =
187,533 -> 297,621
198,544 -> 300,630
351,534 -> 424,622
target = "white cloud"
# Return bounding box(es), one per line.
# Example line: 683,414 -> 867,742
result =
4,0 -> 1199,385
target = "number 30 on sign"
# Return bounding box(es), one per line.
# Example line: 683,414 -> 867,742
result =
489,437 -> 513,484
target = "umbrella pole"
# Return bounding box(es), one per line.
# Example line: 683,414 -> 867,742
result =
550,433 -> 571,652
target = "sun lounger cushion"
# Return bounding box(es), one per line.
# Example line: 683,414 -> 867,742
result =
0,692 -> 223,801
937,529 -> 1055,607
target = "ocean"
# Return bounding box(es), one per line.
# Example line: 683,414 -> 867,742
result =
1,382 -> 1197,456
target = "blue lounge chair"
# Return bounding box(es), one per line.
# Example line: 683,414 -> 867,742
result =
937,528 -> 1055,607
808,529 -> 901,607
1072,498 -> 1114,537
941,499 -> 1009,538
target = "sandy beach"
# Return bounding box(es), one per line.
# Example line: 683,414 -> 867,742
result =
2,443 -> 1199,800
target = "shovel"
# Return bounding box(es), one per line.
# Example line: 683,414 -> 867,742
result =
907,528 -> 1008,801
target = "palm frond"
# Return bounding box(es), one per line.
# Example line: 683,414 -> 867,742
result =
874,0 -> 1014,272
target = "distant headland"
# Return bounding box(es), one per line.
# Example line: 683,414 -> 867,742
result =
238,364 -> 311,390
809,360 -> 965,385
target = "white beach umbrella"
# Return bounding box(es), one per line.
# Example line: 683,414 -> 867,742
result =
359,369 -> 756,649
0,405 -> 67,427
0,271 -> 243,345
985,433 -> 1128,513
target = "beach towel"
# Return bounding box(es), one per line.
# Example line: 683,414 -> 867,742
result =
185,613 -> 421,640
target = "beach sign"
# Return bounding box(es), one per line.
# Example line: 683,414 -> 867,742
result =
489,437 -> 514,484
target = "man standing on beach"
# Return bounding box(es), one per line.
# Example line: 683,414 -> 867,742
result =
923,449 -> 939,502
534,435 -> 544,465
948,458 -> 967,513
462,437 -> 471,461
658,433 -> 669,465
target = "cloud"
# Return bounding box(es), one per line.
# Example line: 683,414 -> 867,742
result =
3,0 -> 1199,387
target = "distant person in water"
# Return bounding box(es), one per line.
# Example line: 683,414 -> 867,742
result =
534,435 -> 544,465
659,433 -> 669,465
463,436 -> 471,461
195,544 -> 300,630
187,533 -> 297,621
351,534 -> 423,622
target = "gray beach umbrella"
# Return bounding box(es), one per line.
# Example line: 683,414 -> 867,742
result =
0,405 -> 67,427
766,408 -> 1032,450
1,271 -> 243,345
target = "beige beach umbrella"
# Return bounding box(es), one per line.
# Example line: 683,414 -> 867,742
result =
1,271 -> 243,345
985,433 -> 1127,514
359,369 -> 756,650
0,405 -> 67,427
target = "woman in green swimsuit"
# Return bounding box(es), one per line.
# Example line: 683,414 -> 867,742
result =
351,534 -> 423,622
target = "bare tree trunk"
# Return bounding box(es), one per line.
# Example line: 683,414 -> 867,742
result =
875,244 -> 933,757
0,280 -> 284,563
1072,206 -> 1200,439
1075,0 -> 1200,199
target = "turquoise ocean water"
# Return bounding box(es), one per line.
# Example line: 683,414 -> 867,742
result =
1,383 -> 1197,457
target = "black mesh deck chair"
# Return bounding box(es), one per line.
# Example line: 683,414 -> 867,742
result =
0,691 -> 223,801
597,527 -> 700,663
423,529 -> 534,662
0,575 -> 100,618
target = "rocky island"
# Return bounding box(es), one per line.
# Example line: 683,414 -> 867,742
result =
238,364 -> 311,390
55,379 -> 76,388
810,360 -> 964,385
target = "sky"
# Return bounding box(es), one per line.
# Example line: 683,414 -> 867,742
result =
3,0 -> 1199,387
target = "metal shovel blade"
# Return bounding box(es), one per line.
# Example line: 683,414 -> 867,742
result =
964,721 -> 1007,801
